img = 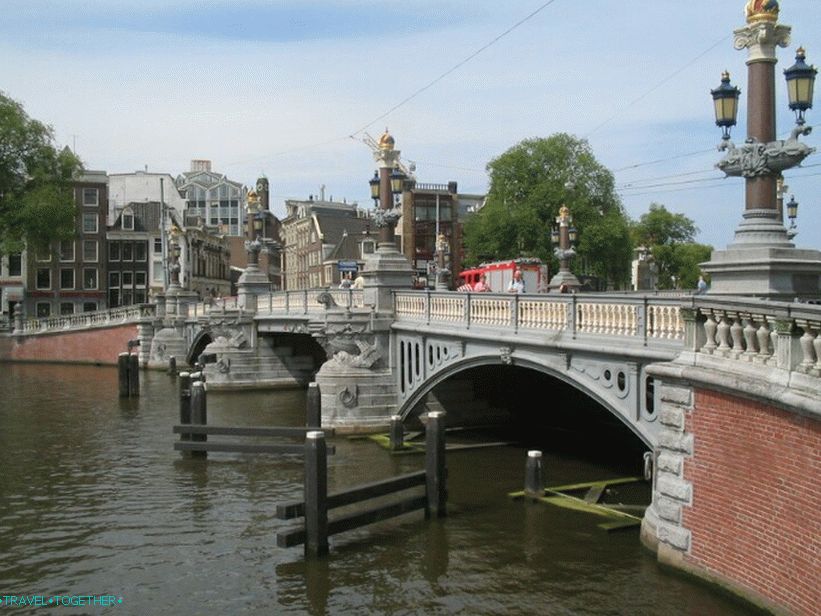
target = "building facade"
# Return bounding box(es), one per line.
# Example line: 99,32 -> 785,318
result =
281,196 -> 369,290
175,160 -> 246,237
25,171 -> 109,317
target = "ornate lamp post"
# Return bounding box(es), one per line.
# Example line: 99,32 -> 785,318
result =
237,189 -> 271,311
362,129 -> 415,311
435,233 -> 450,290
702,0 -> 819,298
548,205 -> 581,292
167,226 -> 182,292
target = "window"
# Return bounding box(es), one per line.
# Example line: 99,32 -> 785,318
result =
60,303 -> 74,316
36,302 -> 51,317
60,241 -> 75,262
122,242 -> 133,261
109,288 -> 120,308
362,240 -> 375,255
83,268 -> 98,290
82,302 -> 97,313
8,253 -> 21,276
135,272 -> 147,286
82,213 -> 98,233
122,211 -> 134,230
109,272 -> 120,287
36,268 -> 51,289
83,240 -> 98,262
83,188 -> 98,206
36,246 -> 52,262
122,271 -> 133,287
109,242 -> 120,261
134,289 -> 146,304
135,242 -> 147,262
154,238 -> 163,254
60,268 -> 74,289
121,289 -> 133,305
153,265 -> 164,282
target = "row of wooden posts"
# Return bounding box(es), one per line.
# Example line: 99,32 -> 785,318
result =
171,377 -> 447,556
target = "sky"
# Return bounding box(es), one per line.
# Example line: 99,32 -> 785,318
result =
2,0 -> 820,250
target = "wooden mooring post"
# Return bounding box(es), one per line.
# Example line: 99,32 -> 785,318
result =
524,450 -> 544,500
118,352 -> 140,397
190,381 -> 207,458
306,382 -> 321,428
389,415 -> 404,450
276,411 -> 447,556
179,372 -> 192,442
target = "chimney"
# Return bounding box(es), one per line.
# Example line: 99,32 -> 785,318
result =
191,159 -> 212,172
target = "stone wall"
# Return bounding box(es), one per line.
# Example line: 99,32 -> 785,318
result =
683,389 -> 820,616
0,324 -> 139,366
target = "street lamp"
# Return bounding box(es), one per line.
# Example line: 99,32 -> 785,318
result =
548,205 -> 581,292
711,71 -> 741,141
784,47 -> 817,126
435,233 -> 450,291
369,171 -> 380,205
702,2 -> 819,299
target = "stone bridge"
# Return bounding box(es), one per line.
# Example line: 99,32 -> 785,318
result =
4,287 -> 819,615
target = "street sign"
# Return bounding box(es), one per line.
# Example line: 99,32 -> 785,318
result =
337,260 -> 358,273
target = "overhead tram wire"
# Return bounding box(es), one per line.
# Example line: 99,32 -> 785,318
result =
349,0 -> 561,138
584,34 -> 732,140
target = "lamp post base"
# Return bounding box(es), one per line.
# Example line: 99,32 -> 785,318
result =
547,270 -> 581,292
701,246 -> 821,300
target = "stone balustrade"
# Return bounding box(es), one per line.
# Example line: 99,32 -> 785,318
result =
686,298 -> 821,376
393,291 -> 685,343
256,289 -> 365,316
15,304 -> 155,335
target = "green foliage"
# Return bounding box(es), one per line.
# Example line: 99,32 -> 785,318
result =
0,91 -> 82,253
463,134 -> 632,287
630,203 -> 711,289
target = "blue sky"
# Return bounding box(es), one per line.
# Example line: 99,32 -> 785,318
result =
2,0 -> 820,250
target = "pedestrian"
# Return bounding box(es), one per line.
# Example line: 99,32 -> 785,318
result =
339,273 -> 352,289
353,273 -> 365,289
473,274 -> 492,292
695,275 -> 708,295
507,269 -> 525,294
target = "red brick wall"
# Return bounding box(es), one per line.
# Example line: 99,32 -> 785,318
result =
1,324 -> 139,366
685,389 -> 821,616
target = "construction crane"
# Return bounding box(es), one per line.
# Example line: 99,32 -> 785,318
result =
358,131 -> 417,180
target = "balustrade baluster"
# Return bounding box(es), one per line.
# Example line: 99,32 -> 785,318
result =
756,319 -> 772,360
716,314 -> 732,354
813,326 -> 821,372
730,316 -> 744,357
798,325 -> 816,370
743,318 -> 758,359
702,312 -> 718,353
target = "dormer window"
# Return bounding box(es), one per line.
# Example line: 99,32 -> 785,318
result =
122,209 -> 134,231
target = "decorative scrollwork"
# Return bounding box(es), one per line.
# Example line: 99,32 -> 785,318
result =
717,131 -> 815,178
371,206 -> 402,229
500,346 -> 513,365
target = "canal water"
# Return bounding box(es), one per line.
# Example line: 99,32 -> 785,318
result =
0,364 -> 757,615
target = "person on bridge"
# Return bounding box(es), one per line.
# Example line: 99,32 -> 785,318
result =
473,274 -> 492,292
352,273 -> 365,289
507,270 -> 525,294
339,273 -> 353,289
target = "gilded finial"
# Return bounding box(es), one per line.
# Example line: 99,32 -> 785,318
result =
745,0 -> 779,24
378,128 -> 395,151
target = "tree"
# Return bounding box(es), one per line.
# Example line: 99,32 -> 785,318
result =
630,203 -> 711,289
463,134 -> 632,287
0,91 -> 82,253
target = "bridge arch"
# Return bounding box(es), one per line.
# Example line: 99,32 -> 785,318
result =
187,329 -> 214,365
396,354 -> 655,449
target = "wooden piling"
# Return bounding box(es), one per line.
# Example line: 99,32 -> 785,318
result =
128,353 -> 140,397
179,372 -> 192,441
168,356 -> 177,376
190,381 -> 207,458
425,411 -> 447,518
304,431 -> 329,557
118,353 -> 130,397
306,382 -> 321,427
525,450 -> 544,500
389,415 -> 404,450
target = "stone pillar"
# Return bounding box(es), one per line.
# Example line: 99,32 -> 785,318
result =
702,4 -> 821,299
362,130 -> 414,313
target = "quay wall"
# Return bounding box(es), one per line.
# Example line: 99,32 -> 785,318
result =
682,390 -> 820,616
0,324 -> 139,366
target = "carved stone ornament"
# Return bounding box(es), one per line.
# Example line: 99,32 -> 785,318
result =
338,384 -> 358,408
733,22 -> 790,54
316,291 -> 338,309
330,339 -> 381,369
500,346 -> 513,365
284,323 -> 309,334
717,129 -> 815,178
216,357 -> 231,374
553,246 -> 577,261
372,206 -> 402,229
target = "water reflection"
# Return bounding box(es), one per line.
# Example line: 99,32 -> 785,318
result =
0,364 -> 759,615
